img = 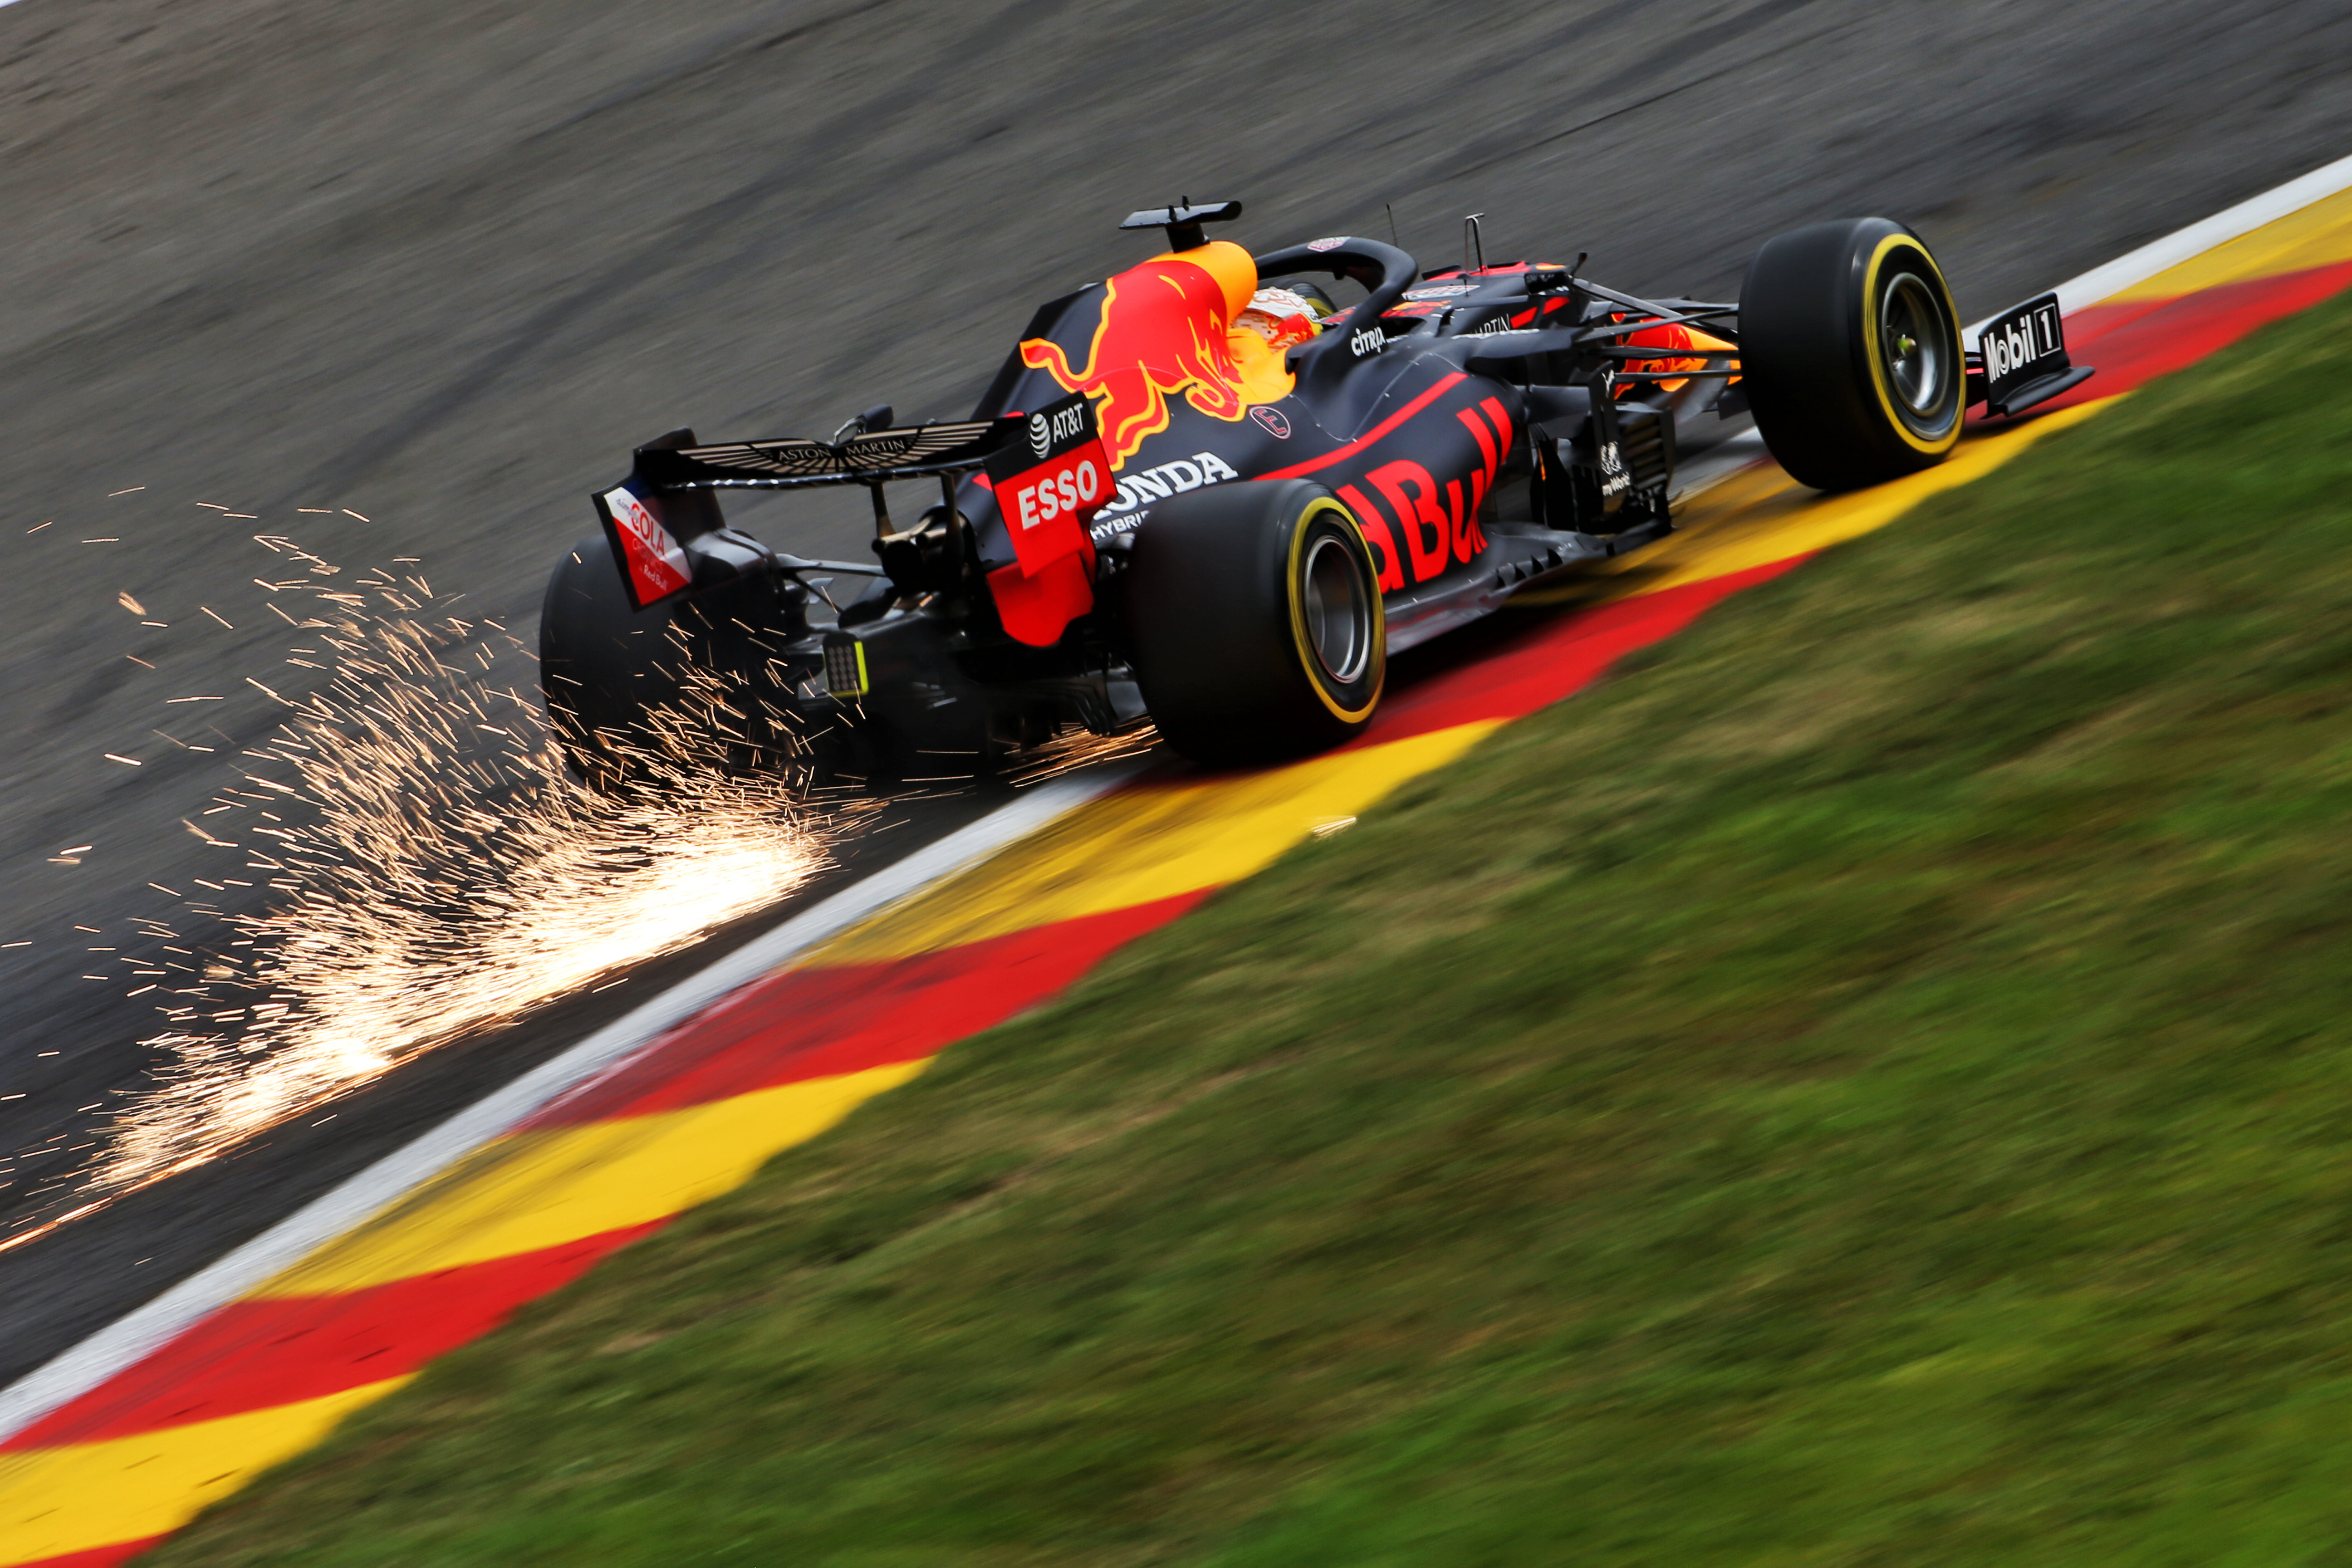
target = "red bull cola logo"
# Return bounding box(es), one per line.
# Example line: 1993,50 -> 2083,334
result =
1019,247 -> 1259,468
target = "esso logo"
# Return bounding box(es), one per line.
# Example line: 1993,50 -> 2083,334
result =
1014,455 -> 1102,530
1028,412 -> 1051,458
1307,236 -> 1346,252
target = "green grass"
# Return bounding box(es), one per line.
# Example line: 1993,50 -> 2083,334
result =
154,291 -> 2352,1567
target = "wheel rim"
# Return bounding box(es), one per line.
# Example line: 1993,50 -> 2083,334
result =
1299,533 -> 1371,685
1877,270 -> 1955,436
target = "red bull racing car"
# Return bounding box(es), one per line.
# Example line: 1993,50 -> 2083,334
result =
541,201 -> 2090,778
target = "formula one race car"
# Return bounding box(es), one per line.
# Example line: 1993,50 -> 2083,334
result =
540,202 -> 2091,779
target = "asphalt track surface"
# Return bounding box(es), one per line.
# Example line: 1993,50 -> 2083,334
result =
1,0 -> 2350,1387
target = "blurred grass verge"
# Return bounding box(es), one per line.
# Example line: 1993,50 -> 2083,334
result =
152,290 -> 2352,1566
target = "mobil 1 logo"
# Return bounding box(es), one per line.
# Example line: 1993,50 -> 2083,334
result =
1978,291 -> 2069,412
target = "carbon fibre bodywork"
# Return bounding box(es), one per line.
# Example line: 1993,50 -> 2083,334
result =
544,212 -> 1778,774
966,234 -> 1700,651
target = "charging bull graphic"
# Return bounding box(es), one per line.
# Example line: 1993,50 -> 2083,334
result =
1019,241 -> 1275,467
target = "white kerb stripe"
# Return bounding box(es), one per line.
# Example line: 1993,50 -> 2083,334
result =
1968,149 -> 2352,335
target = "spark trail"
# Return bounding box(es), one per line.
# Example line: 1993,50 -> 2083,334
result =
2,531 -> 837,1250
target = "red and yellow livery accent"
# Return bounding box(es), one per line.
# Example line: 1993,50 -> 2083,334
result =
1019,241 -> 1288,468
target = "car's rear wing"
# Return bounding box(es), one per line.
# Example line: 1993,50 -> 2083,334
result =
590,416 -> 1025,611
628,417 -> 1019,493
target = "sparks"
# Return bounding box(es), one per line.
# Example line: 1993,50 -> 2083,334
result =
11,534 -> 843,1240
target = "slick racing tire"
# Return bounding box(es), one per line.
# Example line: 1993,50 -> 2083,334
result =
1126,479 -> 1385,765
1739,217 -> 1965,491
539,537 -> 795,785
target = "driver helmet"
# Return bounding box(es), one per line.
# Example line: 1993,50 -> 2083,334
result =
1281,279 -> 1340,317
1235,285 -> 1328,352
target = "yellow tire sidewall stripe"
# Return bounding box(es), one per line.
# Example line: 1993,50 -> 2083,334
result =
1861,231 -> 1966,458
1286,495 -> 1386,725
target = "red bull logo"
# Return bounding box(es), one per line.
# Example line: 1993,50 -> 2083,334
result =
1019,242 -> 1263,468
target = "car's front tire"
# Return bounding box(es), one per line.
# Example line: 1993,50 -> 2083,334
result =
1124,479 -> 1385,765
1740,217 -> 1965,491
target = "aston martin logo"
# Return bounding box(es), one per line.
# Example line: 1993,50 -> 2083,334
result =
676,421 -> 1001,479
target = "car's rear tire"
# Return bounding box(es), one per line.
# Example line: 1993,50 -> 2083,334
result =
1739,217 -> 1965,491
539,537 -> 798,784
1125,479 -> 1385,765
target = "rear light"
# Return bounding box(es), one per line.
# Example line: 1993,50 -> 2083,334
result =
822,635 -> 868,700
